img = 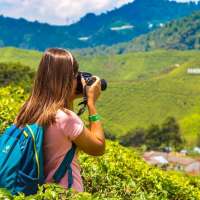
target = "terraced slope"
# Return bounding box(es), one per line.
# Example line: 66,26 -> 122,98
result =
1,47 -> 200,145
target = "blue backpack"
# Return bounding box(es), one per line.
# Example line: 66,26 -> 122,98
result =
0,123 -> 77,195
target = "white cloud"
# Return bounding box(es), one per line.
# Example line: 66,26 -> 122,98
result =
0,0 -> 199,25
0,0 -> 134,25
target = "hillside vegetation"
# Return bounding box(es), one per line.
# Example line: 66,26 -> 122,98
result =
0,78 -> 200,199
1,48 -> 200,146
128,11 -> 200,52
1,50 -> 200,198
82,11 -> 200,55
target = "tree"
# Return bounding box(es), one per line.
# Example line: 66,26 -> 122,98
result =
119,128 -> 146,147
160,117 -> 183,149
145,124 -> 161,150
196,133 -> 200,147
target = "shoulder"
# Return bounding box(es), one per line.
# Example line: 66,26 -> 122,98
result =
55,108 -> 83,128
56,108 -> 84,140
56,108 -> 72,119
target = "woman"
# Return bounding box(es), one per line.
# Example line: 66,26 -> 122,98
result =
14,48 -> 105,192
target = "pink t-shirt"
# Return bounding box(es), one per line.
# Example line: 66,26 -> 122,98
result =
43,108 -> 84,192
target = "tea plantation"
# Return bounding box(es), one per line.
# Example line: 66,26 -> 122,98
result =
1,48 -> 200,145
0,58 -> 200,199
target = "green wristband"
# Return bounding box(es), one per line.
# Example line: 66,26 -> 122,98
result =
88,114 -> 101,122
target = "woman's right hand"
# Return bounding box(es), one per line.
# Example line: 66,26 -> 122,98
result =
81,76 -> 101,106
74,76 -> 105,157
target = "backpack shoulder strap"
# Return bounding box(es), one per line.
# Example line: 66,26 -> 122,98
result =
52,142 -> 77,188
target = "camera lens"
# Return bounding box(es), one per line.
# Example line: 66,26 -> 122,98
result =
101,79 -> 107,91
76,71 -> 107,94
87,78 -> 107,91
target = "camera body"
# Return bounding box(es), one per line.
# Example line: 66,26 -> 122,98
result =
76,72 -> 107,94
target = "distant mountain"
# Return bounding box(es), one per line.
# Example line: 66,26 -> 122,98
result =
122,10 -> 200,52
1,0 -> 200,50
76,11 -> 200,56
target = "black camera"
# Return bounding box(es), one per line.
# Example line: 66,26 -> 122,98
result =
76,72 -> 107,94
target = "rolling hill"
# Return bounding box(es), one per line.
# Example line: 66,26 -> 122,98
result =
1,0 -> 200,50
1,47 -> 200,146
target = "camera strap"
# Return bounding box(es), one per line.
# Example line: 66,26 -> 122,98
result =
77,85 -> 87,116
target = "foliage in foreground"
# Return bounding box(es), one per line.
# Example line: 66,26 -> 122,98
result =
0,141 -> 200,199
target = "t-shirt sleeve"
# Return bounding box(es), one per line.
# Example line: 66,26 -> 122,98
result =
58,110 -> 84,141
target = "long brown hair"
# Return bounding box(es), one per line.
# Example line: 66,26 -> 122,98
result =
14,48 -> 79,129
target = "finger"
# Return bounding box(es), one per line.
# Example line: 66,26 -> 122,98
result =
81,77 -> 86,87
92,76 -> 101,86
92,76 -> 100,82
97,80 -> 101,89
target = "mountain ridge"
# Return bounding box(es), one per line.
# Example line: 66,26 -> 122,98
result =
1,0 -> 200,50
75,10 -> 200,55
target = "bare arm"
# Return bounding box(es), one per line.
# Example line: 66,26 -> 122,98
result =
73,76 -> 105,156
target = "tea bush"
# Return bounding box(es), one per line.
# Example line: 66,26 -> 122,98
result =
0,85 -> 28,133
0,62 -> 34,91
1,140 -> 200,199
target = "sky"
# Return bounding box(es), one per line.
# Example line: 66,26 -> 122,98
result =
0,0 -> 199,25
